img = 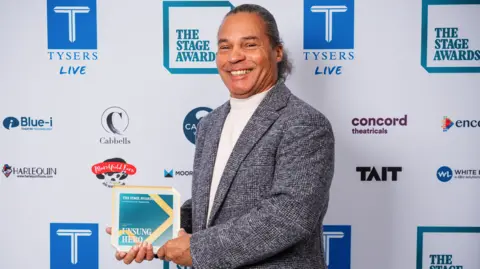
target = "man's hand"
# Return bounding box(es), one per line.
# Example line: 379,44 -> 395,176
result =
105,226 -> 155,264
157,229 -> 193,266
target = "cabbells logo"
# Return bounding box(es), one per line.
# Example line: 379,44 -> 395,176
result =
100,107 -> 131,144
183,107 -> 212,144
47,0 -> 98,75
162,1 -> 233,74
3,116 -> 53,131
421,0 -> 480,73
303,0 -> 355,76
91,158 -> 137,188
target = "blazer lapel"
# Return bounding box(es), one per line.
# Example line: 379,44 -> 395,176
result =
196,103 -> 230,230
206,83 -> 291,227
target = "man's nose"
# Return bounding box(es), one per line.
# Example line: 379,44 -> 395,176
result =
228,47 -> 246,63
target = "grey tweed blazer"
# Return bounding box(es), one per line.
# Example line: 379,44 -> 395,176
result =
181,82 -> 335,269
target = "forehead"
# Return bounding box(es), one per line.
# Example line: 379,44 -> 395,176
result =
217,12 -> 267,40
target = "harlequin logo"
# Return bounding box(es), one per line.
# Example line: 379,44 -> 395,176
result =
2,164 -> 12,177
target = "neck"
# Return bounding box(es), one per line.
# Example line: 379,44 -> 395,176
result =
230,81 -> 277,99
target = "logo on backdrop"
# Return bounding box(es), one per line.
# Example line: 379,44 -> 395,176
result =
357,167 -> 402,181
323,225 -> 351,269
50,223 -> 99,269
303,0 -> 355,76
417,226 -> 480,269
91,158 -> 137,188
100,107 -> 131,144
47,0 -> 98,75
164,169 -> 193,178
421,0 -> 480,73
351,115 -> 407,134
162,1 -> 234,74
184,107 -> 212,144
1,164 -> 57,178
441,116 -> 479,132
3,116 -> 53,131
437,166 -> 480,182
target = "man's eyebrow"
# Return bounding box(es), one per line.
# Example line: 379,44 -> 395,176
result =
217,36 -> 260,45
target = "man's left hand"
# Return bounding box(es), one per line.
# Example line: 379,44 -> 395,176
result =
157,229 -> 193,266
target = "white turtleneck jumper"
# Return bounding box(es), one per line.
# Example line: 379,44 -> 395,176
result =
206,88 -> 272,224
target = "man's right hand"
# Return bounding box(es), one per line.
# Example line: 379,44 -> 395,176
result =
105,227 -> 155,264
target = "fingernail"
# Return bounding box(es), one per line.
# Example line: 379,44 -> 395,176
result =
133,245 -> 138,251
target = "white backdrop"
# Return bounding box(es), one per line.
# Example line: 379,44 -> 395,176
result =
0,0 -> 479,268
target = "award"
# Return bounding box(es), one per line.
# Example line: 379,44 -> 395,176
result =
111,185 -> 180,252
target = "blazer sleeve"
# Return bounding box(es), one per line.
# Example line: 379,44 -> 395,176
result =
180,199 -> 192,234
189,120 -> 335,269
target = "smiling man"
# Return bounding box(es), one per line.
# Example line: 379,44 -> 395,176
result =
113,4 -> 335,269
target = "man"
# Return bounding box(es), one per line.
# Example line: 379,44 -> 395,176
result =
108,4 -> 335,268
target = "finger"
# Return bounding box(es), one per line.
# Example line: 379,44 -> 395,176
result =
178,228 -> 187,237
146,242 -> 154,261
135,242 -> 147,263
156,246 -> 166,260
123,244 -> 140,264
115,251 -> 126,261
106,227 -> 112,235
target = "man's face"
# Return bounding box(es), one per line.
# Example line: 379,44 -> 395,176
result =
216,12 -> 283,99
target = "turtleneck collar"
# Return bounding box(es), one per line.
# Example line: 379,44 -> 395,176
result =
229,86 -> 273,111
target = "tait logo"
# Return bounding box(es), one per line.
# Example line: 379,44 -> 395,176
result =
50,223 -> 98,269
3,116 -> 53,131
47,0 -> 98,75
441,116 -> 479,132
184,107 -> 212,144
357,167 -> 402,181
323,225 -> 351,269
303,0 -> 355,76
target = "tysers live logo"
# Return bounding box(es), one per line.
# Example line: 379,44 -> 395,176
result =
50,223 -> 99,269
47,0 -> 98,75
417,226 -> 480,269
91,158 -> 136,188
303,0 -> 355,76
100,107 -> 131,144
323,225 -> 351,269
3,116 -> 53,131
183,107 -> 212,144
163,1 -> 233,74
421,0 -> 480,73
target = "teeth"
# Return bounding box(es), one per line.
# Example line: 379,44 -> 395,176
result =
231,70 -> 251,76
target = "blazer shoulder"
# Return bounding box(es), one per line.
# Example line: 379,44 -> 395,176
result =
197,101 -> 229,129
281,94 -> 333,131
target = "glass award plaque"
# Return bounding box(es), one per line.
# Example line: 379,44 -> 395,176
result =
111,185 -> 180,252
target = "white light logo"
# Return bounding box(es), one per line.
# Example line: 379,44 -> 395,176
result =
53,6 -> 90,43
56,229 -> 92,264
311,5 -> 347,42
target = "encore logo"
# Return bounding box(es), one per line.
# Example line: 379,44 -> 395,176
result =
351,115 -> 407,135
